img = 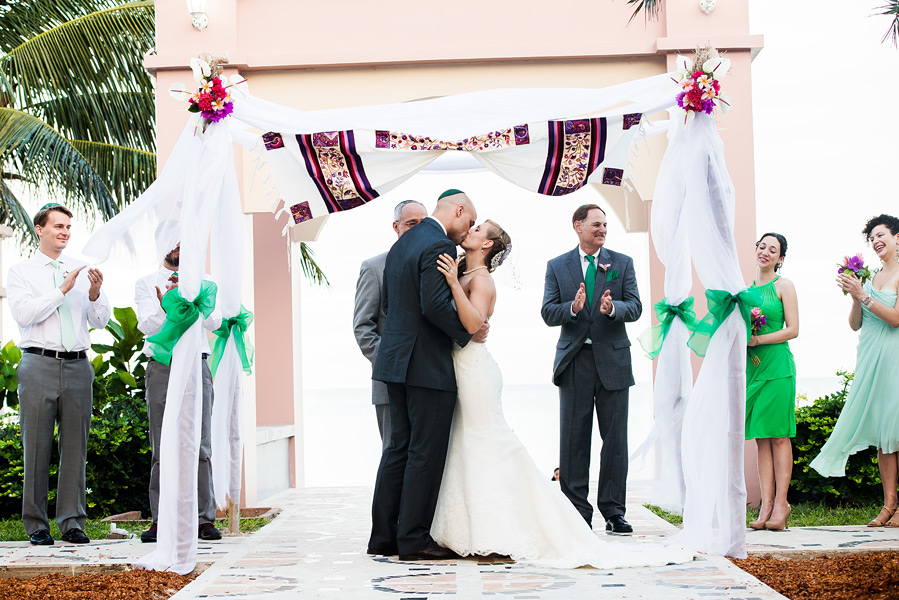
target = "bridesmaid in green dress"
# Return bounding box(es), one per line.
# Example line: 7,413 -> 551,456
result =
811,214 -> 899,527
746,233 -> 799,531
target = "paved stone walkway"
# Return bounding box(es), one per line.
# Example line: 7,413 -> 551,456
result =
4,486 -> 899,598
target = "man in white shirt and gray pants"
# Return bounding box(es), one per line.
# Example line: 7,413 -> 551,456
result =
7,204 -> 111,545
134,241 -> 222,543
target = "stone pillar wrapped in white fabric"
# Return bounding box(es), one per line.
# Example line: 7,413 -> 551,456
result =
666,113 -> 748,559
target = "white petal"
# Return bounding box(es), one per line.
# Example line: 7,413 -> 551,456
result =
229,73 -> 249,93
676,55 -> 693,73
719,94 -> 732,114
168,83 -> 191,101
190,57 -> 212,82
705,57 -> 731,77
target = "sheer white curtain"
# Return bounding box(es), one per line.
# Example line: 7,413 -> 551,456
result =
634,113 -> 694,513
666,113 -> 748,559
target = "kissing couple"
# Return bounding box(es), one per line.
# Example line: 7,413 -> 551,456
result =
367,189 -> 693,568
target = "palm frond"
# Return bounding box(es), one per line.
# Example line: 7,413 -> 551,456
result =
24,91 -> 155,150
0,1 -> 155,146
0,177 -> 36,245
0,107 -> 116,219
0,0 -> 116,53
879,1 -> 899,46
70,140 -> 155,208
298,242 -> 330,287
626,0 -> 663,24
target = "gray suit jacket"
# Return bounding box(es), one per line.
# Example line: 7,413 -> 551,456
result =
353,251 -> 389,405
541,246 -> 642,390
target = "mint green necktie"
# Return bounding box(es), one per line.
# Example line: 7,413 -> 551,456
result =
585,255 -> 597,309
50,260 -> 76,351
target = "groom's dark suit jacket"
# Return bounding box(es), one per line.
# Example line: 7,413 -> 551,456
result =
542,246 -> 641,389
373,217 -> 472,391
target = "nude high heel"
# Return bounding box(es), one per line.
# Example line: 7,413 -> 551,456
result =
764,505 -> 791,531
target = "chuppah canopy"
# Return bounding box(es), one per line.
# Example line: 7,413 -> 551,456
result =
82,53 -> 747,573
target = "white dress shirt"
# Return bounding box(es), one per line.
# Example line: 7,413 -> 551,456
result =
570,246 -> 615,330
135,267 -> 221,357
426,216 -> 447,236
7,251 -> 111,352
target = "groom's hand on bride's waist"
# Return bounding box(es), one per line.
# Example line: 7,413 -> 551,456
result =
471,320 -> 490,344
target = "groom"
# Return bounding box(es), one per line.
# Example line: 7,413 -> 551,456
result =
541,204 -> 642,533
368,189 -> 477,560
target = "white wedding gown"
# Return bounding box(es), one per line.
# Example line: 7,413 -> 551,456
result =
431,342 -> 694,569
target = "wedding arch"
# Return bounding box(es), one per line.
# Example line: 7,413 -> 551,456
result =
83,50 -> 750,573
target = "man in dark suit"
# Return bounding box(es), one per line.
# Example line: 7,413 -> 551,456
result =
368,189 -> 477,560
541,204 -> 642,533
353,200 -> 429,451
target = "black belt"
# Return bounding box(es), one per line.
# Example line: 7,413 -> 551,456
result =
23,347 -> 87,360
150,353 -> 209,364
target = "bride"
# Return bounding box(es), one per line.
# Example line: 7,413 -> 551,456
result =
430,220 -> 693,569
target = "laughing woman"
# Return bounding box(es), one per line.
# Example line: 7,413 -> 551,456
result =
811,214 -> 899,527
746,233 -> 799,531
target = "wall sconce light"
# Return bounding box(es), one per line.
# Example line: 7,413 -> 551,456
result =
186,0 -> 208,30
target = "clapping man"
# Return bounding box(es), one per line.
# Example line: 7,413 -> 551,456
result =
7,204 -> 111,545
135,242 -> 223,543
541,204 -> 642,533
353,200 -> 428,450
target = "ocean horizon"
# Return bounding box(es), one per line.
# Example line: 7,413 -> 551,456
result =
302,376 -> 841,488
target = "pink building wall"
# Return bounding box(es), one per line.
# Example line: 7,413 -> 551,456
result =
147,0 -> 763,505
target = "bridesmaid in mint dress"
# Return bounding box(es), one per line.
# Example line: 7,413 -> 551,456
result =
811,214 -> 899,527
745,233 -> 799,531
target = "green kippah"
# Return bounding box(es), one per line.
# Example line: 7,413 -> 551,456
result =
438,188 -> 465,200
40,202 -> 63,211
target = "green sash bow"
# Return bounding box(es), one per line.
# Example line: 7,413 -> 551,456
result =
687,287 -> 763,357
147,280 -> 217,366
209,305 -> 255,377
638,296 -> 699,359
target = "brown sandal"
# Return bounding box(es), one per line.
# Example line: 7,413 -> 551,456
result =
886,509 -> 899,528
868,505 -> 898,527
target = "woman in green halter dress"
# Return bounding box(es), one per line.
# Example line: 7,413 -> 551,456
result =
811,215 -> 899,528
746,233 -> 799,531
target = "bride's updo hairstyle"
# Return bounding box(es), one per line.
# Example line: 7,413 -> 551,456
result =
458,220 -> 513,275
484,220 -> 512,272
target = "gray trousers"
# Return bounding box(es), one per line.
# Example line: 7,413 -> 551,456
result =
375,403 -> 391,452
559,345 -> 629,527
19,353 -> 93,535
146,358 -> 216,524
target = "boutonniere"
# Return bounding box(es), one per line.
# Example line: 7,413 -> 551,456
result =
596,263 -> 618,282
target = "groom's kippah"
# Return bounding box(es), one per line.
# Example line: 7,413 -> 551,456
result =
439,188 -> 466,200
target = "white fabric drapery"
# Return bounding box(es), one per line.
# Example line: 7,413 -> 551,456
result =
81,67 -> 758,571
664,113 -> 748,559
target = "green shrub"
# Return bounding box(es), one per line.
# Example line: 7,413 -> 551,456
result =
0,307 -> 152,519
0,393 -> 151,519
790,370 -> 882,505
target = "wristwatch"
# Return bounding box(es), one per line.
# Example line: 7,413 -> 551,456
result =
861,294 -> 874,308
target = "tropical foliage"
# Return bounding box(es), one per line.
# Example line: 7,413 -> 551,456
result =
0,0 -> 157,244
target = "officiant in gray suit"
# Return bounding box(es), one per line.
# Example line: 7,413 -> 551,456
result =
353,200 -> 429,450
541,204 -> 642,534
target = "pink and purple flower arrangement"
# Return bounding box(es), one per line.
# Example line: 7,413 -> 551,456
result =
750,307 -> 767,337
837,253 -> 873,295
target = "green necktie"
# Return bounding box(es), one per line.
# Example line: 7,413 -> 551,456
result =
50,260 -> 76,351
585,255 -> 596,309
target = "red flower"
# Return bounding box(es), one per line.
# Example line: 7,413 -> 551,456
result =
198,96 -> 213,111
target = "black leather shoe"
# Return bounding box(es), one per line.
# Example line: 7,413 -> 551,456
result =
29,529 -> 54,546
61,528 -> 90,544
367,545 -> 398,556
605,515 -> 633,533
399,541 -> 458,561
198,522 -> 222,541
140,523 -> 157,543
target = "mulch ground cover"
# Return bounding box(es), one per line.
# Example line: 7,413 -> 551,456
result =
0,569 -> 193,599
732,552 -> 899,600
